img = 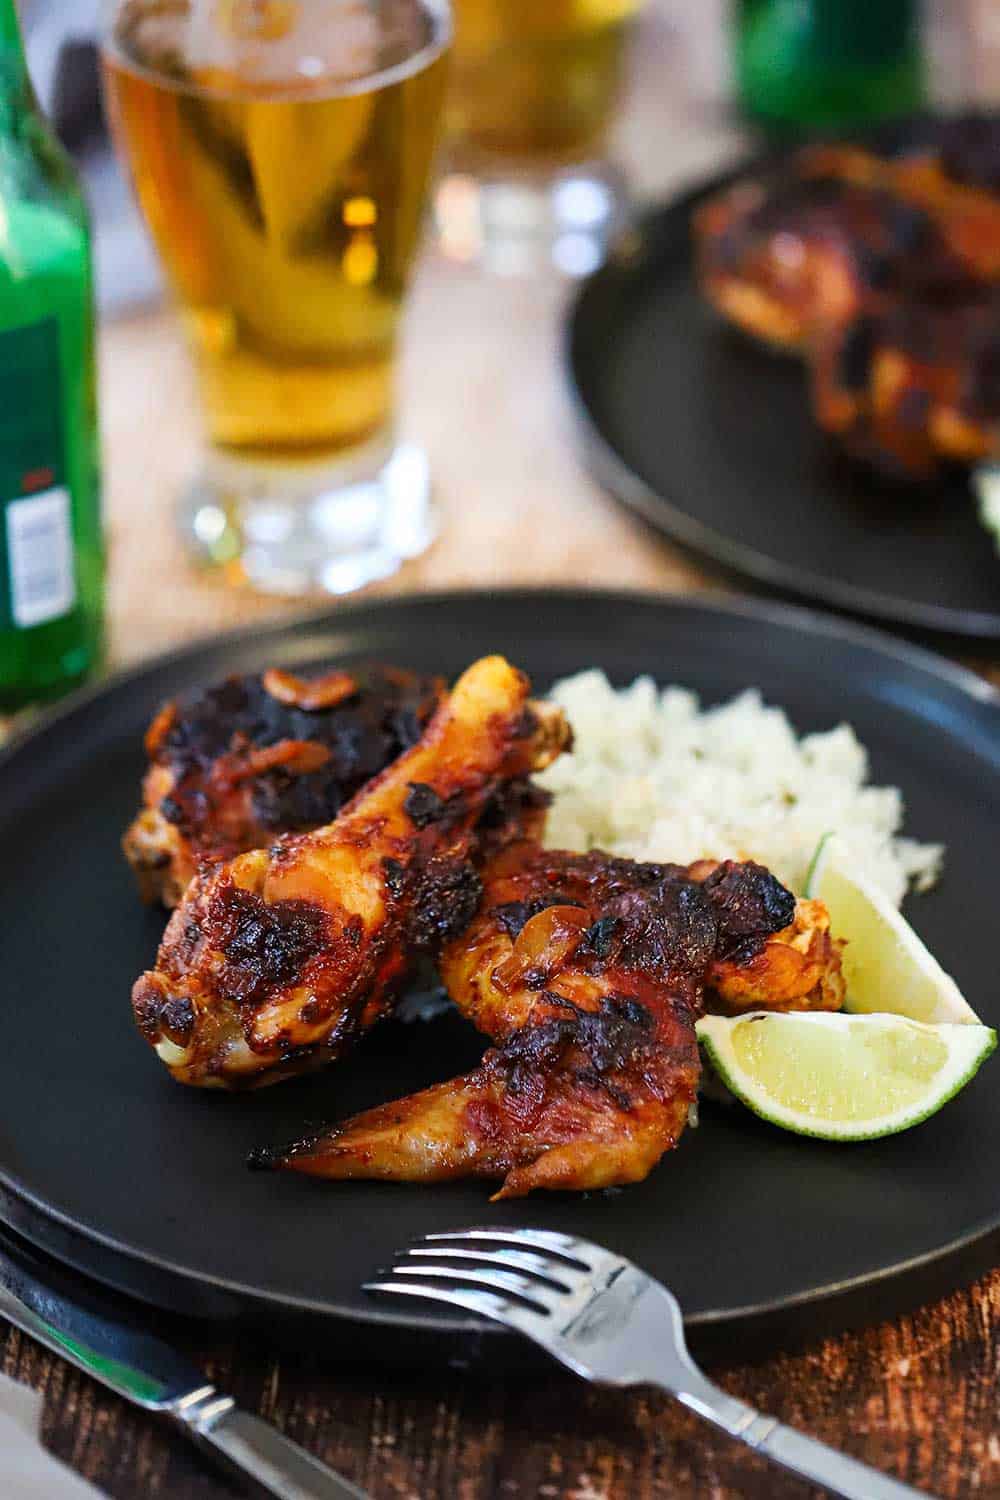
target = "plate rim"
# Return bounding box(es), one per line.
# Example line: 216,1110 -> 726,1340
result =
2,583 -> 996,783
1,583 -> 998,1343
565,168 -> 1000,640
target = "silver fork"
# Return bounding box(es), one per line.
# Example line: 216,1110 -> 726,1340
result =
366,1227 -> 933,1500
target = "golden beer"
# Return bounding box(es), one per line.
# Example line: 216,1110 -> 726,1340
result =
448,0 -> 642,167
104,0 -> 449,460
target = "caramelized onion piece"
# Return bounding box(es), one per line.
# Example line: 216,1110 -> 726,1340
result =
263,668 -> 358,711
210,739 -> 332,789
492,905 -> 589,994
144,701 -> 177,757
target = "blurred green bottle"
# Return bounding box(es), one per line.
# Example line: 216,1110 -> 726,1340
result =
0,0 -> 103,712
734,0 -> 926,133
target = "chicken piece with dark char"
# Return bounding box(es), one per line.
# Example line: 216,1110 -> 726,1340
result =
695,123 -> 1000,478
123,665 -> 446,907
810,283 -> 1000,477
260,846 -> 844,1197
694,146 -> 961,354
687,858 -> 846,1015
131,657 -> 571,1090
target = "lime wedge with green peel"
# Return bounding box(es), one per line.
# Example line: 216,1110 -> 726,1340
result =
804,835 -> 981,1025
697,1012 -> 996,1141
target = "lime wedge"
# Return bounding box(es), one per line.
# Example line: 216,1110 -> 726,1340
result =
805,835 -> 980,1024
697,1012 -> 995,1141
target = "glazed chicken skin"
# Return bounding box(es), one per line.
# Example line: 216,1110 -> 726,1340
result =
695,121 -> 1000,478
261,847 -> 844,1198
124,666 -> 445,908
886,113 -> 1000,283
695,129 -> 1000,356
810,284 -> 1000,477
694,147 -> 961,354
445,850 -> 844,1036
131,657 -> 570,1089
692,876 -> 845,1015
125,664 -> 550,907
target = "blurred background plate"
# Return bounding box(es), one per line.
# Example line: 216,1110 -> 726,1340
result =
567,165 -> 1000,642
0,589 -> 998,1367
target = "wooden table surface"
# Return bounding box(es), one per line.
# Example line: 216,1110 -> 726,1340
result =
4,7 -> 1000,1498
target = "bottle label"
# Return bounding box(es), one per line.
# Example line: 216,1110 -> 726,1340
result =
0,317 -> 77,631
6,485 -> 76,626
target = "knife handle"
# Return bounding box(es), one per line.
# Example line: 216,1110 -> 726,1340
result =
175,1393 -> 370,1500
0,1226 -> 370,1500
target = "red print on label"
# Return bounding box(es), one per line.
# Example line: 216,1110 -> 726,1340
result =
22,467 -> 55,494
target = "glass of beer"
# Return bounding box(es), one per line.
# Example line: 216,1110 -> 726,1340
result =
101,0 -> 450,595
436,0 -> 643,275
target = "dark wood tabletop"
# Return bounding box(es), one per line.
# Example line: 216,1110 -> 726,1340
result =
4,1263 -> 1000,1499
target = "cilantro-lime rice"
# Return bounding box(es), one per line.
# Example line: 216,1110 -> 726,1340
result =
538,671 -> 942,907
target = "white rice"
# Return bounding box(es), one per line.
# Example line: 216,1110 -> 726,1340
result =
538,670 -> 942,908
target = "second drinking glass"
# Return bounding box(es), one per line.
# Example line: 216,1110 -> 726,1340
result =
436,0 -> 644,275
103,0 -> 451,595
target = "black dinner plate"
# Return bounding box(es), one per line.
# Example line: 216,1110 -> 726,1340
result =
1,589 -> 998,1367
567,164 -> 1000,641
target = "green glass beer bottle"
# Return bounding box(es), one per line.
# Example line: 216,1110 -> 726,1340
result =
734,0 -> 926,133
0,0 -> 103,712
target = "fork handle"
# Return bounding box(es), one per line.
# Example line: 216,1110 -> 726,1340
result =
677,1388 -> 931,1500
753,1419 -> 930,1500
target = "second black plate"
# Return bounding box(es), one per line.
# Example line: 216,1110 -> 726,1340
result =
568,169 -> 1000,640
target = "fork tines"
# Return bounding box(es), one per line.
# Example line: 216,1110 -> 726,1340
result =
364,1226 -> 622,1331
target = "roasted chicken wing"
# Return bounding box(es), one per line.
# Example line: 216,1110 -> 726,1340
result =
696,879 -> 845,1015
443,850 -> 844,1037
694,147 -> 960,354
888,114 -> 1000,282
131,657 -> 570,1089
695,121 -> 1000,478
695,128 -> 1000,353
810,283 -> 1000,476
260,847 -> 843,1197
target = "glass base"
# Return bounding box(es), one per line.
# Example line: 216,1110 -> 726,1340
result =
434,159 -> 628,277
180,439 -> 436,597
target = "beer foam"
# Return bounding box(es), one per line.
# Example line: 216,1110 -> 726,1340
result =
112,0 -> 446,98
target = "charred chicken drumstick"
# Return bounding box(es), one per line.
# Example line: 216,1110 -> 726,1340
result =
261,847 -> 844,1197
131,657 -> 570,1089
